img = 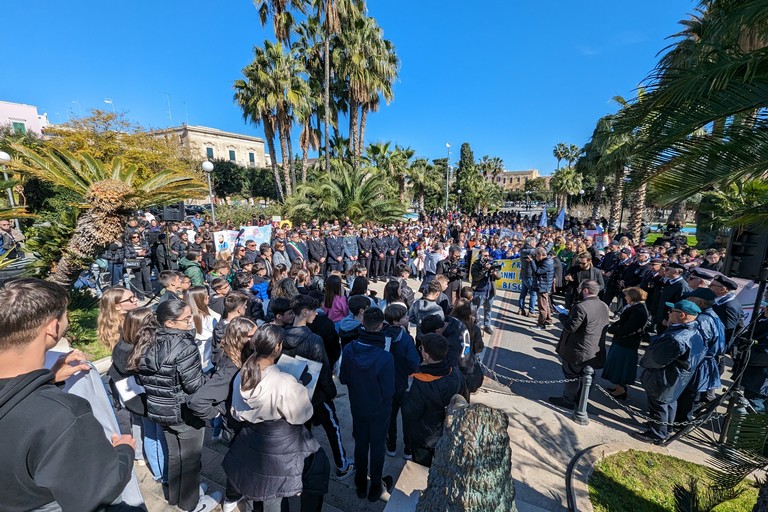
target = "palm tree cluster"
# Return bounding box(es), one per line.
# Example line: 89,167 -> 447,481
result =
234,0 -> 399,202
577,0 -> 768,239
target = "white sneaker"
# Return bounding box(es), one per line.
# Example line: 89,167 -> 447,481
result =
198,482 -> 208,497
193,491 -> 223,512
222,498 -> 240,512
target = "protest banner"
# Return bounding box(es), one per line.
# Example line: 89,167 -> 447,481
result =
240,225 -> 273,247
213,230 -> 240,255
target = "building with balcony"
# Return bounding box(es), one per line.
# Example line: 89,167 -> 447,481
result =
0,100 -> 50,135
493,169 -> 543,191
153,124 -> 268,168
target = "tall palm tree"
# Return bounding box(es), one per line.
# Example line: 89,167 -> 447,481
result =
549,166 -> 583,210
365,142 -> 413,204
284,158 -> 403,223
236,41 -> 310,198
254,0 -> 306,43
407,158 -> 440,212
8,146 -> 206,287
553,142 -> 568,170
565,144 -> 581,167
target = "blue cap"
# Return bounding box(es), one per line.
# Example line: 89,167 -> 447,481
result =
665,300 -> 702,316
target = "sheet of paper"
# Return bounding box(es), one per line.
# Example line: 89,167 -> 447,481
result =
113,375 -> 146,403
295,355 -> 323,399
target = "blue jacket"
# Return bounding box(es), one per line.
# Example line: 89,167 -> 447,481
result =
640,322 -> 706,403
339,329 -> 395,419
687,308 -> 725,392
383,325 -> 420,392
342,236 -> 359,260
532,256 -> 555,293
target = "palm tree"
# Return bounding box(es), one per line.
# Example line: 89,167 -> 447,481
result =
284,158 -> 404,223
407,158 -> 440,212
365,142 -> 413,204
236,41 -> 310,198
565,144 -> 581,167
8,146 -> 206,287
549,166 -> 583,210
254,0 -> 306,43
553,143 -> 568,170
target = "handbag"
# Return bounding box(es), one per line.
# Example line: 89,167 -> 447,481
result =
124,258 -> 142,270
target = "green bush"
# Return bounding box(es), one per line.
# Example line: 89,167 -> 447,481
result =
66,290 -> 110,361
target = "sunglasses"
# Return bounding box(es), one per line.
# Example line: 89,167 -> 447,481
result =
118,295 -> 138,304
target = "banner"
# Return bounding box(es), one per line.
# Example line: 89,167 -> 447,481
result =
240,225 -> 273,247
499,228 -> 523,240
213,230 -> 240,255
494,258 -> 523,291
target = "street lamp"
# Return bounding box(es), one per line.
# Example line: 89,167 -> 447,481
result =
0,151 -> 19,230
525,190 -> 531,210
457,188 -> 462,213
202,160 -> 216,224
445,143 -> 451,212
579,189 -> 585,205
617,177 -> 631,234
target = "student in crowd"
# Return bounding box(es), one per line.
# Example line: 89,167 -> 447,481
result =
340,307 -> 395,502
339,295 -> 372,349
409,279 -> 445,344
223,325 -> 330,512
323,274 -> 349,323
402,333 -> 463,467
185,286 -> 221,374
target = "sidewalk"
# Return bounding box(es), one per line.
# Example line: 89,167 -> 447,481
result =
123,279 -> 721,511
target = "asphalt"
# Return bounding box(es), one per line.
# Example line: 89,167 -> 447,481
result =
111,277 -> 723,511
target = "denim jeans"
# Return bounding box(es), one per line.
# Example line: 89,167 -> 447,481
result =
142,416 -> 168,483
474,288 -> 496,328
518,278 -> 538,314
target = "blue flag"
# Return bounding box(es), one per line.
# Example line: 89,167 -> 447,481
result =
538,208 -> 548,228
555,207 -> 566,230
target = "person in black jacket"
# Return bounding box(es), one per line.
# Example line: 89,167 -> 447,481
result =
709,274 -> 744,349
564,252 -> 605,308
436,246 -> 464,306
602,287 -> 650,400
532,247 -> 555,330
108,307 -> 169,484
0,278 -> 136,512
402,333 -> 462,467
654,264 -> 690,333
284,294 -> 354,480
187,317 -> 256,449
308,227 -> 328,276
137,300 -> 221,511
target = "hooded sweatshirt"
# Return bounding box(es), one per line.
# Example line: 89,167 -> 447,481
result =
408,298 -> 445,339
338,313 -> 362,348
382,324 -> 420,392
231,368 -> 315,426
0,369 -> 134,512
339,328 -> 395,419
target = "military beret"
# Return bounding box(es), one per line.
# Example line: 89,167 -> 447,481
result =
712,274 -> 738,291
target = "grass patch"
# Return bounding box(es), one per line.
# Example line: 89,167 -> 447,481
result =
645,233 -> 698,247
66,292 -> 111,361
589,449 -> 758,512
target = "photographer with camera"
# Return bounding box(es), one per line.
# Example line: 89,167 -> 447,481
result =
470,249 -> 500,335
437,246 -> 465,306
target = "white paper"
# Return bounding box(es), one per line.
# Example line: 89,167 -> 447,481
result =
113,375 -> 146,403
276,354 -> 322,399
295,355 -> 323,399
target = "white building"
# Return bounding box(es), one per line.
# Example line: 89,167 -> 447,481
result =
0,100 -> 50,135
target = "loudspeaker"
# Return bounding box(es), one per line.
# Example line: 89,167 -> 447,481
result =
162,202 -> 185,222
724,228 -> 768,280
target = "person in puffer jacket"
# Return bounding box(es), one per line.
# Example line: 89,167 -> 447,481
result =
283,294 -> 354,480
402,333 -> 463,467
383,304 -> 420,460
137,300 -> 219,511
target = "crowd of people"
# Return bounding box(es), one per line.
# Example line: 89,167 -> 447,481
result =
1,206 -> 765,511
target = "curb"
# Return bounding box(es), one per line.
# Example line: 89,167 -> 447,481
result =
566,442 -> 678,512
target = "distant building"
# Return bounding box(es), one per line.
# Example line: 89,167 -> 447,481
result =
0,100 -> 50,134
493,169 -> 543,191
153,124 -> 268,168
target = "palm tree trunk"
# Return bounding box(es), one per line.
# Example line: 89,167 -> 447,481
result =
275,108 -> 292,197
358,106 -> 368,161
628,180 -> 647,242
324,31 -> 331,174
609,165 -> 624,231
263,115 -> 284,202
287,131 -> 296,191
349,100 -> 359,166
592,177 -> 605,219
301,145 -> 309,184
419,190 -> 425,213
666,201 -> 686,228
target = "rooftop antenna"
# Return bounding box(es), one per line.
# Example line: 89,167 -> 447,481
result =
162,92 -> 173,125
183,101 -> 189,125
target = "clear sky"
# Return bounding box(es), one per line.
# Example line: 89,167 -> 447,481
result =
2,0 -> 695,175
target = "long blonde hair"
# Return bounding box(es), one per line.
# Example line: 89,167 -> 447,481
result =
124,308 -> 159,371
97,287 -> 129,349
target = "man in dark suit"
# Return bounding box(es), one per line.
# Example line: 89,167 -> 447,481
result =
286,230 -> 308,265
384,227 -> 400,278
709,274 -> 744,349
307,227 -> 328,276
654,264 -> 690,334
436,246 -> 463,306
371,229 -> 388,282
550,279 -> 610,409
326,226 -> 345,273
357,228 -> 373,277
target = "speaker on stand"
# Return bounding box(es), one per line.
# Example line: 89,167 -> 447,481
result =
162,202 -> 185,222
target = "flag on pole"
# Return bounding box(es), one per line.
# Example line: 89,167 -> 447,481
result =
555,207 -> 566,230
538,208 -> 548,228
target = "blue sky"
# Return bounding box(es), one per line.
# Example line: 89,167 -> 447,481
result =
2,0 -> 694,175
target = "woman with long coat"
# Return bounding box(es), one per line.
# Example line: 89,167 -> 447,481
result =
602,287 -> 649,399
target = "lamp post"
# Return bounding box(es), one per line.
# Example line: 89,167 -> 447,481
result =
445,143 -> 451,212
617,177 -> 631,234
579,189 -> 585,205
457,188 -> 461,213
202,160 -> 216,224
0,151 -> 19,231
525,190 -> 531,210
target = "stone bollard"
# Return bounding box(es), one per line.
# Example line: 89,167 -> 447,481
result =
572,365 -> 594,426
416,395 -> 517,512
